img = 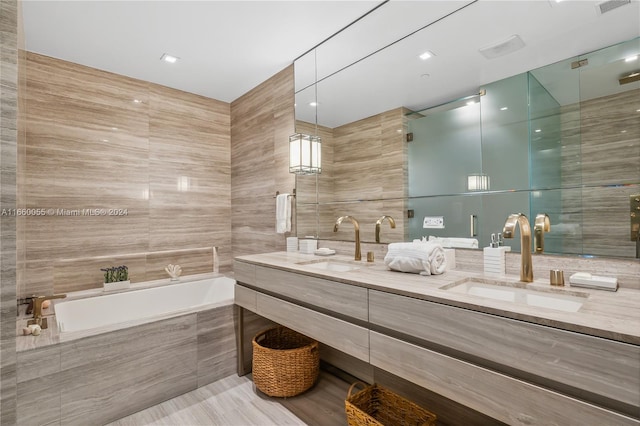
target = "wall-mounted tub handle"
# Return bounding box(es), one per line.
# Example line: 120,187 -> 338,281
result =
470,214 -> 478,237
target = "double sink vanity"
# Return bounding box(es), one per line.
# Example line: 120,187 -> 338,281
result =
234,251 -> 640,425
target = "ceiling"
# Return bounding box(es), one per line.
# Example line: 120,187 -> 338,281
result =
295,0 -> 640,127
22,0 -> 640,126
21,1 -> 380,103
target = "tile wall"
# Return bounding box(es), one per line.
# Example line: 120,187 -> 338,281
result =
0,0 -> 19,421
19,53 -> 232,297
230,65 -> 295,257
296,107 -> 408,244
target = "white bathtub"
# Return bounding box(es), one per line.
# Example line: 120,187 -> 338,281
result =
54,275 -> 235,335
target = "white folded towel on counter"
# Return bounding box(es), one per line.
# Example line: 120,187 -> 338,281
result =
275,193 -> 291,234
428,236 -> 478,249
384,242 -> 447,275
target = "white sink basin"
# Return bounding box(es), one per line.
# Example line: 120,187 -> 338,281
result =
298,260 -> 360,272
444,280 -> 587,312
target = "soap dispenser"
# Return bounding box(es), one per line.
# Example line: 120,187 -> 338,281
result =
484,233 -> 509,276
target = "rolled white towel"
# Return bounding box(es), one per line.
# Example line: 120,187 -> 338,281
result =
384,242 -> 447,275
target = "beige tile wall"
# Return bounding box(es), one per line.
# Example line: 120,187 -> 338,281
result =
1,0 -> 19,421
230,66 -> 295,258
561,89 -> 640,258
296,107 -> 408,243
19,53 -> 232,297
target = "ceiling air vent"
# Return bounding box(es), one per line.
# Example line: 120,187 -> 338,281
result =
596,0 -> 630,14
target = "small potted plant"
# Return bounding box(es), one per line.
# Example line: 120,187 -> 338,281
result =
101,265 -> 130,291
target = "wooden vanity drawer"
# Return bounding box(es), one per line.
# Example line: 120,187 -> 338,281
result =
256,293 -> 369,362
369,290 -> 640,413
234,260 -> 256,285
369,331 -> 638,426
234,283 -> 257,311
253,265 -> 368,321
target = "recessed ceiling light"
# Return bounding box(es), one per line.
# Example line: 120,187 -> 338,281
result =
625,55 -> 638,62
636,109 -> 640,112
419,50 -> 435,60
309,102 -> 318,107
500,107 -> 508,111
535,129 -> 542,133
160,53 -> 179,64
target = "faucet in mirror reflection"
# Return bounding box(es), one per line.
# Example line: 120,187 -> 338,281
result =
534,213 -> 551,254
375,215 -> 396,243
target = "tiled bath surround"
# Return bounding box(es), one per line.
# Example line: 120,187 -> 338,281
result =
19,52 -> 232,298
16,304 -> 236,425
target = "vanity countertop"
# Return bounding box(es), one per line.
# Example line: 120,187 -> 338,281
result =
235,251 -> 640,345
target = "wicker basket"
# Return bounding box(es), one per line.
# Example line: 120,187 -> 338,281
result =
252,326 -> 319,397
345,382 -> 437,426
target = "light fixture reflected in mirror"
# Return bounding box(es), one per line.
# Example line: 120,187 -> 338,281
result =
289,133 -> 322,175
467,173 -> 490,191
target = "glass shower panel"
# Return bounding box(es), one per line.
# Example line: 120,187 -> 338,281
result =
528,66 -> 576,254
407,97 -> 483,197
407,194 -> 483,243
480,74 -> 530,192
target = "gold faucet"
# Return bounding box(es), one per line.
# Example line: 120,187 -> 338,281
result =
502,213 -> 533,283
375,215 -> 396,243
334,216 -> 361,261
534,213 -> 551,254
27,294 -> 67,329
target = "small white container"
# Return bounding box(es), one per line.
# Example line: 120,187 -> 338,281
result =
483,247 -> 509,276
103,280 -> 131,292
298,239 -> 318,254
286,237 -> 298,252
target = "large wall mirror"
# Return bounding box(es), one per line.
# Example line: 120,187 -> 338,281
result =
294,1 -> 640,258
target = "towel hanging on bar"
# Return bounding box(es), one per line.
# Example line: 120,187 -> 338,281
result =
276,193 -> 291,234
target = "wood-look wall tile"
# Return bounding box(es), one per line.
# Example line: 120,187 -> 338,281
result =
59,315 -> 198,425
53,253 -> 147,293
197,305 -> 237,387
21,53 -> 232,296
1,4 -> 19,423
145,247 -> 214,281
16,345 -> 60,383
17,371 -> 61,426
25,52 -> 148,111
231,66 -> 294,259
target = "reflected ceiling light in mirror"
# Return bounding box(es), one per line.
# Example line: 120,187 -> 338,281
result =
500,106 -> 508,111
466,100 -> 476,106
625,55 -> 638,62
309,101 -> 318,107
289,133 -> 322,175
419,50 -> 435,60
160,53 -> 179,64
467,173 -> 490,192
535,129 -> 542,133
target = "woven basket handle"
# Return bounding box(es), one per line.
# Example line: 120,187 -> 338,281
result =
347,381 -> 367,399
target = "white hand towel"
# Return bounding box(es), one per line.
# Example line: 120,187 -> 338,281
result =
384,242 -> 447,275
276,193 -> 291,234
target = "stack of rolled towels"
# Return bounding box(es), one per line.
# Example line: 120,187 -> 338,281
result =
384,241 -> 447,275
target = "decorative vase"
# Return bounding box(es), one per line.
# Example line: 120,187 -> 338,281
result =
103,280 -> 131,292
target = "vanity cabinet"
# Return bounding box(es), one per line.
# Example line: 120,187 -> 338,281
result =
369,290 -> 640,415
234,259 -> 639,425
237,263 -> 368,321
369,332 -> 638,426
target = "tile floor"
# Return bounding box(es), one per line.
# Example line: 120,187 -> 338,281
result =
108,370 -> 351,426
